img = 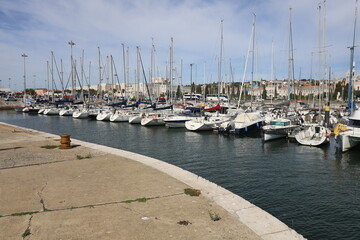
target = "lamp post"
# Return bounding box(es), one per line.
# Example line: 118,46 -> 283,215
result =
68,41 -> 76,99
21,53 -> 28,106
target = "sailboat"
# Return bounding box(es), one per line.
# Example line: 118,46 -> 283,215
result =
295,124 -> 331,146
295,4 -> 332,147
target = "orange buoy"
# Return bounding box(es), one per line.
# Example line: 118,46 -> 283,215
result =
59,134 -> 71,149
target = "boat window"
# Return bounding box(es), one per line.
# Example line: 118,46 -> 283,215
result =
270,121 -> 288,126
349,120 -> 360,127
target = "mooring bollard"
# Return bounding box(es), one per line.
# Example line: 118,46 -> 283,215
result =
59,134 -> 71,149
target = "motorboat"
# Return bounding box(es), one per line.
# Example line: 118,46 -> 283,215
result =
262,118 -> 299,142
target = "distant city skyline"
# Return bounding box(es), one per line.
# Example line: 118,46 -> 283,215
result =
0,0 -> 359,91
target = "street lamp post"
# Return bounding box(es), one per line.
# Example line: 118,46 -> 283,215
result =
21,53 -> 28,106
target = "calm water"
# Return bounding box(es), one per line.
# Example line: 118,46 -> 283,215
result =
1,110 -> 360,240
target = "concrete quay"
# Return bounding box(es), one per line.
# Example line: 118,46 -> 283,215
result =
0,122 -> 305,240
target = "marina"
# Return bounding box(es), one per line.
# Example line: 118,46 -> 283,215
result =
2,0 -> 360,239
1,109 -> 360,240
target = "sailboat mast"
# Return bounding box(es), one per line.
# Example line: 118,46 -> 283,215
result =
218,20 -> 224,101
60,59 -> 64,98
251,13 -> 256,107
121,44 -> 126,97
271,41 -> 274,103
46,60 -> 49,101
348,0 -> 358,113
237,15 -> 254,108
288,8 -> 295,102
169,37 -> 174,104
111,55 -> 114,101
98,47 -> 102,100
21,53 -> 28,106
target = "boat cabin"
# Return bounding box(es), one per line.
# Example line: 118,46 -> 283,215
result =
269,119 -> 291,126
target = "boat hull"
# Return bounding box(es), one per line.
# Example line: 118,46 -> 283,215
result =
72,111 -> 89,119
141,117 -> 165,126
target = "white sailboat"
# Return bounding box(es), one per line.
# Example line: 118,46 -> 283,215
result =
185,114 -> 230,131
43,106 -> 60,115
72,107 -> 89,119
164,115 -> 196,128
129,112 -> 146,124
295,125 -> 331,146
59,106 -> 74,116
110,110 -> 137,122
141,112 -> 166,126
96,107 -> 113,121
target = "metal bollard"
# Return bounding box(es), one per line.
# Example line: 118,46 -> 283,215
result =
59,134 -> 71,149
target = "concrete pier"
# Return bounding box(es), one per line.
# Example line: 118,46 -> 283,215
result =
0,122 -> 305,239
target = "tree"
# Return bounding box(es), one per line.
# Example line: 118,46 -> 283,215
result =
196,85 -> 202,94
205,84 -> 209,96
333,82 -> 342,100
191,82 -> 196,94
262,85 -> 267,100
176,85 -> 182,99
25,89 -> 36,96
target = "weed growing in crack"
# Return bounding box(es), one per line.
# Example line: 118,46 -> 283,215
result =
40,145 -> 58,149
11,211 -> 39,216
184,188 -> 201,196
22,228 -> 31,238
123,197 -> 148,203
209,211 -> 221,221
76,154 -> 92,160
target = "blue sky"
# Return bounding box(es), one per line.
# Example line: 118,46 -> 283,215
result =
0,0 -> 358,91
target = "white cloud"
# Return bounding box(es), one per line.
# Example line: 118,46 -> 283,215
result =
0,0 -> 358,91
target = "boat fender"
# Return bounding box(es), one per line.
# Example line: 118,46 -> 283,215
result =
152,115 -> 158,120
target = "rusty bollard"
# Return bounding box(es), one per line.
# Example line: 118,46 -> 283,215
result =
59,134 -> 71,149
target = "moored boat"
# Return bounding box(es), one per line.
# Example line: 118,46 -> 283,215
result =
262,118 -> 299,142
295,125 -> 331,146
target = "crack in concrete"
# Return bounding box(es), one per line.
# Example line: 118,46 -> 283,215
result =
37,183 -> 48,211
1,192 -> 185,218
0,156 -> 96,171
22,215 -> 33,239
